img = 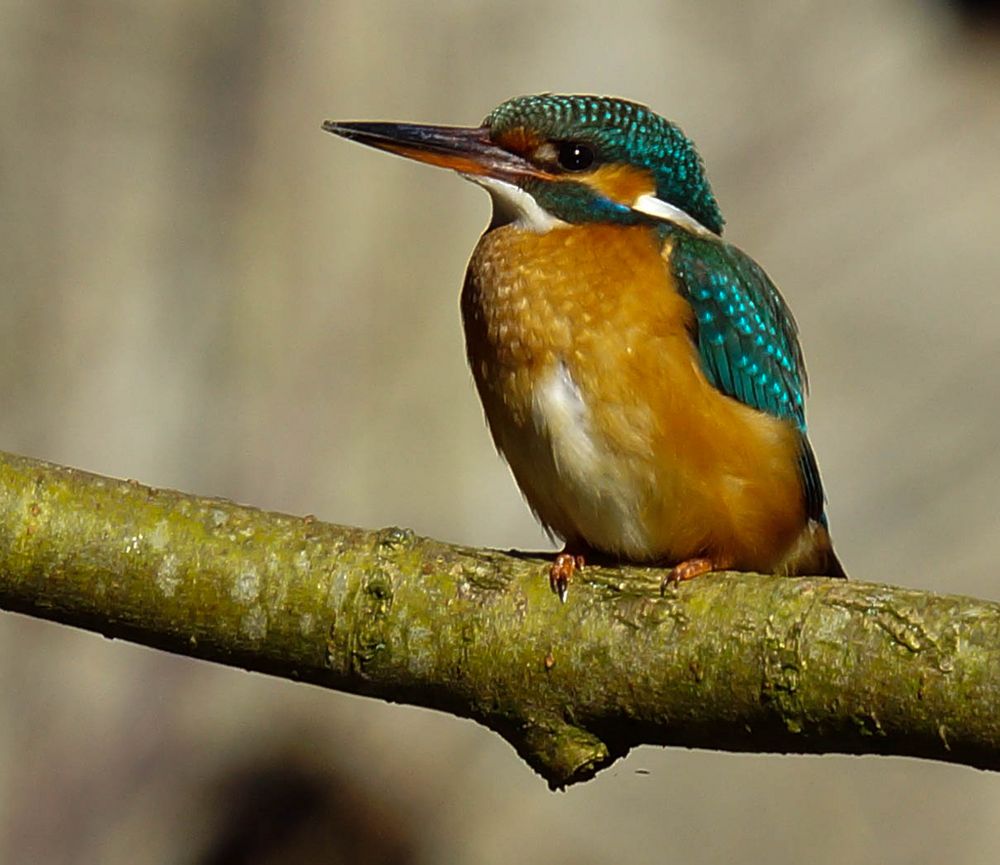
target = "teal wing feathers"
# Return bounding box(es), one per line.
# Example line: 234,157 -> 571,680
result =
666,230 -> 826,523
668,231 -> 806,426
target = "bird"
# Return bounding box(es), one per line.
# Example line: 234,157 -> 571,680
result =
323,93 -> 846,599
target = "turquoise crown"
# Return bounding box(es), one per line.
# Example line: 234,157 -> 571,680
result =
486,94 -> 724,234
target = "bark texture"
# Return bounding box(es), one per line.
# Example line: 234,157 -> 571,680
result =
1,449 -> 998,788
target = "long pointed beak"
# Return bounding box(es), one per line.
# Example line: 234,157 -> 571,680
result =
322,120 -> 543,181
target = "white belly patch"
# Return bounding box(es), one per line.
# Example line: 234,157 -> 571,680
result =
527,362 -> 652,556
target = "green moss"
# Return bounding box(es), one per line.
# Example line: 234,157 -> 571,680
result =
2,450 -> 1000,788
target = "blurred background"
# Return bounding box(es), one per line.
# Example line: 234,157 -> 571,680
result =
1,1 -> 999,862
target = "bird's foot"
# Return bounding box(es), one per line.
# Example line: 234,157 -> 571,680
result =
549,552 -> 585,603
660,557 -> 722,594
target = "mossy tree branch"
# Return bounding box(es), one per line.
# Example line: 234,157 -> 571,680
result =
1,450 -> 999,788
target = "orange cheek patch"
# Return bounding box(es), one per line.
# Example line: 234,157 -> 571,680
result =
586,165 -> 656,206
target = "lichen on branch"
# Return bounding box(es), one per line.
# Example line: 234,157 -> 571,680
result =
1,450 -> 999,788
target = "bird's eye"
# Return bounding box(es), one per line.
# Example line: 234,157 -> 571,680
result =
555,141 -> 595,172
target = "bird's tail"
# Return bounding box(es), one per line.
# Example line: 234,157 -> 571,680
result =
780,519 -> 847,579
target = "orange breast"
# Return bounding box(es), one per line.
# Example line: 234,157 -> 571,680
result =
461,222 -> 807,571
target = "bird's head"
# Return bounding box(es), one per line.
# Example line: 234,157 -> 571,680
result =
324,93 -> 723,236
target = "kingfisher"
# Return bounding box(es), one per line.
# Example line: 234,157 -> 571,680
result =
323,94 -> 846,598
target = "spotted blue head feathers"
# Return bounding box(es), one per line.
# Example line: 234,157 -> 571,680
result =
485,94 -> 724,233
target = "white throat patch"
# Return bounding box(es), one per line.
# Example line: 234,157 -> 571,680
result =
464,174 -> 567,234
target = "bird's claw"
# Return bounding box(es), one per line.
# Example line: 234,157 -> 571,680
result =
549,552 -> 585,603
659,557 -> 718,595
